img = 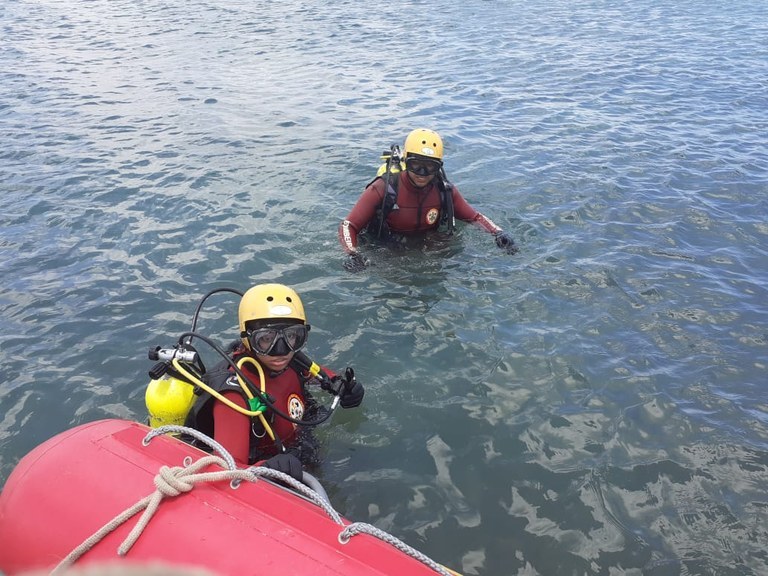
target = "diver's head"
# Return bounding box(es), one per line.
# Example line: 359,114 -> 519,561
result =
239,284 -> 309,370
403,128 -> 443,187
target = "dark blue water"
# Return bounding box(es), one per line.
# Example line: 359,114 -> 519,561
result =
2,1 -> 767,574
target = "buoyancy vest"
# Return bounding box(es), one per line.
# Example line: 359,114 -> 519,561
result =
366,161 -> 456,239
183,352 -> 310,464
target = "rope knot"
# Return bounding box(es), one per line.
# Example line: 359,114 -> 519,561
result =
154,465 -> 196,496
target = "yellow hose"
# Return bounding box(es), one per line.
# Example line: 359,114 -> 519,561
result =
171,357 -> 275,440
235,356 -> 275,441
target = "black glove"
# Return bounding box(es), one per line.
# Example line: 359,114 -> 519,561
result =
343,252 -> 369,272
337,367 -> 364,408
494,231 -> 519,255
262,453 -> 303,482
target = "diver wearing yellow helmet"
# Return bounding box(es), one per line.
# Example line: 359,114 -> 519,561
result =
339,128 -> 518,270
183,283 -> 364,472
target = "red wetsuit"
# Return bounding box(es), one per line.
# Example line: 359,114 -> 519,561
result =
339,171 -> 502,253
192,350 -> 335,466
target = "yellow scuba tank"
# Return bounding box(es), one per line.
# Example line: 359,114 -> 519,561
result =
145,375 -> 196,428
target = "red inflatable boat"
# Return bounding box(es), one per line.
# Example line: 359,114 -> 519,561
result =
0,419 -> 457,576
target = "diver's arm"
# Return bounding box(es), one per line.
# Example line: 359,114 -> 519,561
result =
338,183 -> 385,253
452,187 -> 518,253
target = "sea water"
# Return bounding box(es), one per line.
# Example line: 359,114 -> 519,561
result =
1,1 -> 767,574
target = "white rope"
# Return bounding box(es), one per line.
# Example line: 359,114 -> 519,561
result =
53,426 -> 459,576
339,522 -> 456,576
52,455 -> 233,574
52,457 -> 342,574
143,425 -> 237,470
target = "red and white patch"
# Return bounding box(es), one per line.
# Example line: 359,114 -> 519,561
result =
426,208 -> 439,225
287,394 -> 305,420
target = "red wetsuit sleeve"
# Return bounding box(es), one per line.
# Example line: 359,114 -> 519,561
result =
338,181 -> 385,253
451,185 -> 503,234
212,391 -> 251,466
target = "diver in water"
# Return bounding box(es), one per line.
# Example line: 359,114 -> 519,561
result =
183,283 -> 364,478
338,128 -> 518,271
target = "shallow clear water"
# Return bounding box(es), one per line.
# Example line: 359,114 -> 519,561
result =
1,1 -> 767,574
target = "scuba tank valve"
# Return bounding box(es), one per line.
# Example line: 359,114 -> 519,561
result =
377,144 -> 403,237
379,144 -> 402,170
149,345 -> 198,364
145,346 -> 198,428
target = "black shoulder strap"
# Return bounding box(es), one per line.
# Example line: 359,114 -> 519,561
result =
381,173 -> 399,219
365,171 -> 399,239
436,172 -> 456,235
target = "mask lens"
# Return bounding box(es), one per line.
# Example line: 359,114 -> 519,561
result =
248,324 -> 309,356
250,328 -> 279,354
282,324 -> 308,350
406,157 -> 440,177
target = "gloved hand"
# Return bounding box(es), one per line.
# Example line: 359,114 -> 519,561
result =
262,453 -> 303,482
336,367 -> 364,408
343,251 -> 369,272
494,231 -> 519,255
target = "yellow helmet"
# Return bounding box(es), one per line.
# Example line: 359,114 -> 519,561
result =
238,284 -> 306,348
404,128 -> 444,161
